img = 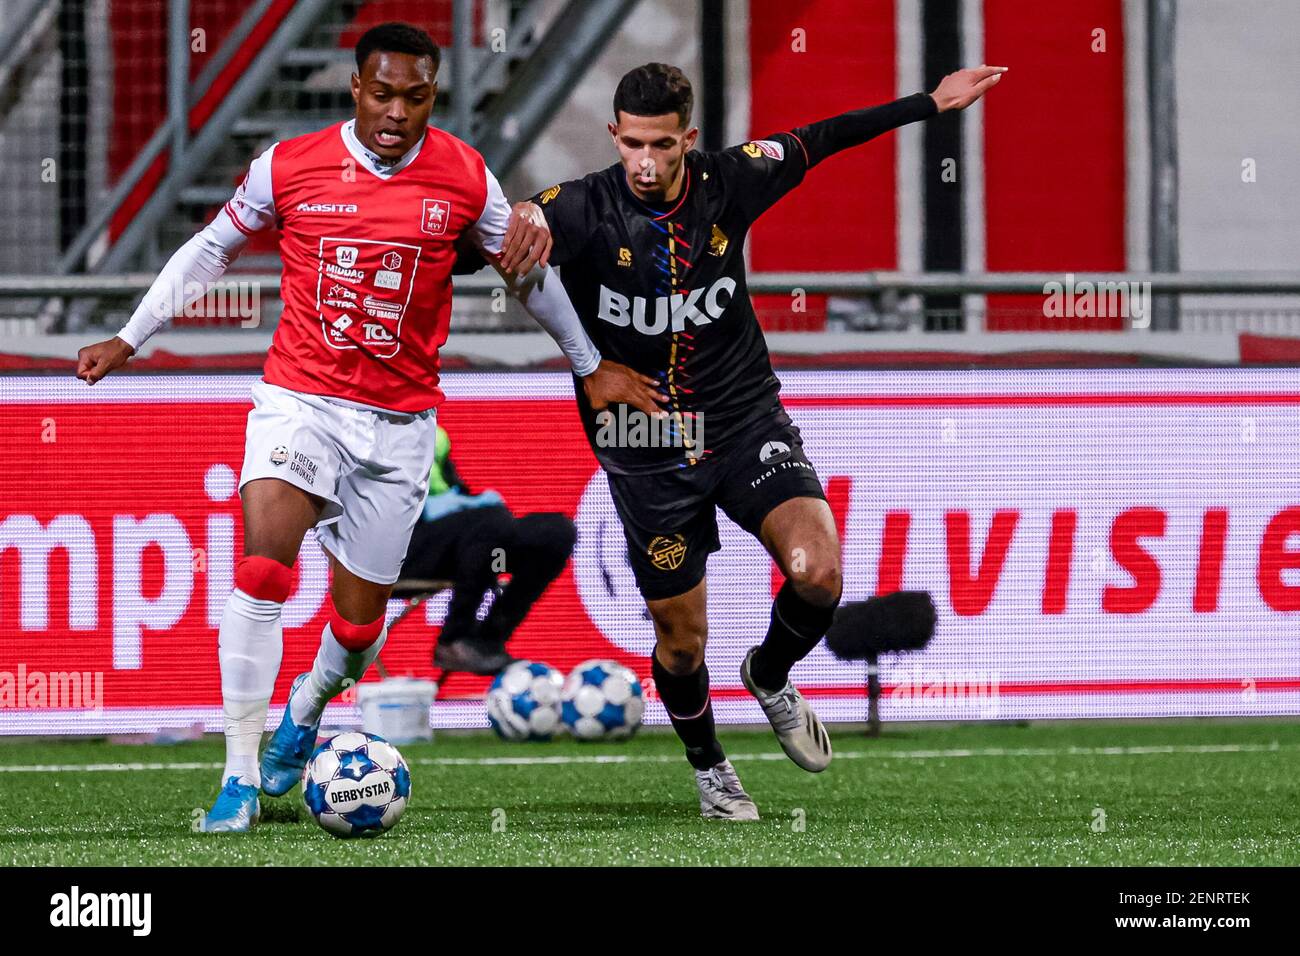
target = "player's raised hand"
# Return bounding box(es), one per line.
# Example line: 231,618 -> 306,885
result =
76,336 -> 135,385
499,200 -> 553,277
930,65 -> 1008,112
581,359 -> 669,418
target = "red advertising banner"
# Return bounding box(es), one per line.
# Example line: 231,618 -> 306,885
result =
3,370 -> 1300,733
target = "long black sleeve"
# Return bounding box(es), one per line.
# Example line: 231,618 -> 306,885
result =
793,92 -> 938,168
713,92 -> 939,224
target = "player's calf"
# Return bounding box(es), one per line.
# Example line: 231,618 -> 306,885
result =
217,554 -> 293,796
749,579 -> 838,694
262,598 -> 388,795
743,581 -> 837,773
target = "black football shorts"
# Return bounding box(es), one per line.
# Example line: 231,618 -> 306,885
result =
605,406 -> 827,601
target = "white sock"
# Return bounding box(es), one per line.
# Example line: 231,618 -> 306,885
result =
290,622 -> 388,727
218,588 -> 284,787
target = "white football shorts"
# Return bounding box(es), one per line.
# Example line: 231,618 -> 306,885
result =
239,380 -> 438,584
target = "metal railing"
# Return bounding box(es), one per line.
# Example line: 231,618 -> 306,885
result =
3,270 -> 1299,299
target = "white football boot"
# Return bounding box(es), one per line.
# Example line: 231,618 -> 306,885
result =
695,759 -> 760,821
741,647 -> 833,773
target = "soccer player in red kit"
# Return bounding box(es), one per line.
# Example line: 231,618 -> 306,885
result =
75,22 -> 662,833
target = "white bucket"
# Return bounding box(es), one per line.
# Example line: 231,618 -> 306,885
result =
357,678 -> 437,744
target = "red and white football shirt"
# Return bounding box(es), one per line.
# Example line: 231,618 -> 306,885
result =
225,121 -> 489,413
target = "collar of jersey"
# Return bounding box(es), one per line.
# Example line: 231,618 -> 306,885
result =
341,119 -> 426,180
620,164 -> 692,220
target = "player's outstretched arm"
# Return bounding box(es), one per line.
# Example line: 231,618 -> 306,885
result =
77,145 -> 276,385
794,64 -> 1007,167
721,67 -> 1005,224
76,222 -> 248,385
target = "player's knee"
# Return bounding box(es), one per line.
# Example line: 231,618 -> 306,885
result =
234,554 -> 294,603
650,614 -> 707,674
656,641 -> 705,676
790,557 -> 843,609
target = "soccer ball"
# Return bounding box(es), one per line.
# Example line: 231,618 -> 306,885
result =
486,660 -> 564,741
302,731 -> 411,838
561,659 -> 644,740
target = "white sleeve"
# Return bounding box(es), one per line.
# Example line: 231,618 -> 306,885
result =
117,144 -> 277,351
466,166 -> 602,377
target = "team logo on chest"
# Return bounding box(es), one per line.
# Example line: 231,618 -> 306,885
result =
709,225 -> 728,257
421,199 -> 452,237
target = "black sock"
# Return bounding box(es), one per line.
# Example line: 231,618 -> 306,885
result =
750,581 -> 838,693
651,651 -> 724,771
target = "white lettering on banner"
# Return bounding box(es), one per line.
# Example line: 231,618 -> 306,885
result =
281,535 -> 329,629
206,513 -> 234,630
571,400 -> 1300,698
0,514 -> 97,630
6,371 -> 1300,726
112,515 -> 194,670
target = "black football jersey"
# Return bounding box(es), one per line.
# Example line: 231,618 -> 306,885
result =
530,93 -> 937,475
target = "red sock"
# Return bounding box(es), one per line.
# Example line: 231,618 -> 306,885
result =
327,598 -> 384,652
234,555 -> 294,603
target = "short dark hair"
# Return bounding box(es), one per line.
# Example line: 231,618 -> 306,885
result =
613,63 -> 693,127
355,22 -> 441,75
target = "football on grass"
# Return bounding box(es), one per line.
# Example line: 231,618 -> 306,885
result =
561,659 -> 644,741
486,660 -> 565,741
303,731 -> 411,838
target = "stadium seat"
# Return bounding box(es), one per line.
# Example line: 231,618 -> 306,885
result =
386,577 -> 455,632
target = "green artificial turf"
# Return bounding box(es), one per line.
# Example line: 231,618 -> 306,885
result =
1,718 -> 1297,866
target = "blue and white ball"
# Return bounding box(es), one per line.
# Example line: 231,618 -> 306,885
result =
561,659 -> 644,740
486,660 -> 564,741
303,731 -> 410,838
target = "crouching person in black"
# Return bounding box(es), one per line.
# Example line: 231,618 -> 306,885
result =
401,426 -> 577,675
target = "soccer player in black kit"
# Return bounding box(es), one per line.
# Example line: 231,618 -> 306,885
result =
526,62 -> 1006,819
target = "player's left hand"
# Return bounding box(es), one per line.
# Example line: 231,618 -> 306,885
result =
499,201 -> 552,277
930,65 -> 1008,112
581,360 -> 669,418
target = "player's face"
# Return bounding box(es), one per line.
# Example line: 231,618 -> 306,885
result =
609,112 -> 699,201
351,51 -> 437,162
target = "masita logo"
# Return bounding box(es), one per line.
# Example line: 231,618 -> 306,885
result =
297,202 -> 358,214
50,886 -> 151,936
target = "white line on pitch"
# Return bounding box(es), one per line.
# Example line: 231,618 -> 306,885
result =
0,741 -> 1289,774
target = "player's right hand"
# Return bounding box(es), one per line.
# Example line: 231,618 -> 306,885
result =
930,65 -> 1008,112
581,359 -> 669,418
76,336 -> 135,385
